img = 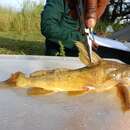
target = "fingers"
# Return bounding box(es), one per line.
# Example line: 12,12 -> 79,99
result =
85,18 -> 96,28
85,0 -> 108,28
85,0 -> 97,19
97,0 -> 109,19
92,40 -> 99,51
85,0 -> 97,28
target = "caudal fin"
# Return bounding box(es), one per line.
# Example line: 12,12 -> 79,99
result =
4,72 -> 27,88
0,72 -> 25,88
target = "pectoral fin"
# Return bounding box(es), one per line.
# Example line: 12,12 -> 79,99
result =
117,83 -> 130,111
27,87 -> 55,96
67,90 -> 88,96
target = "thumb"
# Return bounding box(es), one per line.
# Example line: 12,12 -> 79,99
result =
85,18 -> 96,28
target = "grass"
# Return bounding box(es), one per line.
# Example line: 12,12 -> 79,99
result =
95,20 -> 128,36
0,0 -> 43,33
0,0 -> 128,55
0,31 -> 45,55
0,0 -> 46,55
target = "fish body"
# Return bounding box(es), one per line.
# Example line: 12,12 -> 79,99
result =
5,66 -> 101,91
2,42 -> 130,110
5,58 -> 130,92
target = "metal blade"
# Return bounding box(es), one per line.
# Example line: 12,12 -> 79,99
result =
76,0 -> 93,63
84,34 -> 92,63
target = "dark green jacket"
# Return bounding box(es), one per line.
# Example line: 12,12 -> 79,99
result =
41,0 -> 84,48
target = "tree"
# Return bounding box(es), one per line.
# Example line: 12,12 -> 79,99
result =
101,0 -> 130,23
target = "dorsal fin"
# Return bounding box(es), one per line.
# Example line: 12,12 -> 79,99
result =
75,41 -> 102,66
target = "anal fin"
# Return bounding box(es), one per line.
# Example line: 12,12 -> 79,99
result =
27,87 -> 55,96
67,90 -> 87,96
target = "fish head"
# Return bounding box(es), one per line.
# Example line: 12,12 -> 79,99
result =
122,67 -> 130,85
109,65 -> 130,84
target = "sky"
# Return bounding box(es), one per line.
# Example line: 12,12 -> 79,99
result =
0,0 -> 46,10
0,0 -> 129,10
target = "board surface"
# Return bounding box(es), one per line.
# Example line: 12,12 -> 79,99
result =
0,55 -> 130,130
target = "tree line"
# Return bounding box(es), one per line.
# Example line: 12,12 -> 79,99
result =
102,0 -> 130,23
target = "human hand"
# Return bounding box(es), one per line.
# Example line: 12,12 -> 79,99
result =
92,40 -> 99,50
85,0 -> 108,28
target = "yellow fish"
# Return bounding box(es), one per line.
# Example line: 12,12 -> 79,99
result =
2,42 -> 130,110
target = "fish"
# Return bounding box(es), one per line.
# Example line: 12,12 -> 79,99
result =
1,41 -> 130,110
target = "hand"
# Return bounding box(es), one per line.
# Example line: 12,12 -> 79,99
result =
92,40 -> 99,50
85,0 -> 108,28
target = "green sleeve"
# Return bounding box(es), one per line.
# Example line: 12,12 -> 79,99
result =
41,0 -> 84,48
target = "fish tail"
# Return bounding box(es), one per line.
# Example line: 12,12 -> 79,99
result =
4,72 -> 29,88
16,72 -> 29,88
4,72 -> 24,86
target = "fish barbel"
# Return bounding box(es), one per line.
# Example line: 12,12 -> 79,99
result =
2,41 -> 130,110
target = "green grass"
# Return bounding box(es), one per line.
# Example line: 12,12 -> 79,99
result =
0,1 -> 46,55
0,0 -> 43,33
94,20 -> 129,36
0,31 -> 45,55
0,0 -> 128,55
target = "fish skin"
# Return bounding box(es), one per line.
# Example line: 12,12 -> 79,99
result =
2,41 -> 130,110
4,42 -> 130,92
